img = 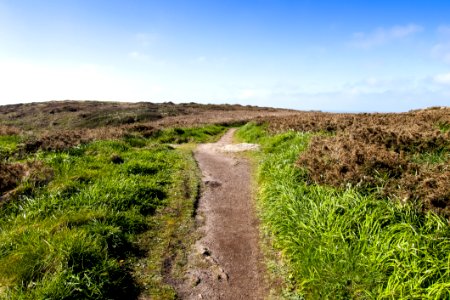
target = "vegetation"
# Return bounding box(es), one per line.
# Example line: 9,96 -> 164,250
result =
237,122 -> 450,299
153,124 -> 228,144
0,125 -> 224,299
0,100 -> 280,131
1,100 -> 449,299
0,100 -> 286,159
260,107 -> 450,216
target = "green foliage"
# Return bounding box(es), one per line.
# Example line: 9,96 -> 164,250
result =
411,150 -> 450,165
155,124 -> 228,144
235,121 -> 268,143
238,123 -> 450,299
0,135 -> 21,159
0,135 -> 195,299
438,121 -> 450,133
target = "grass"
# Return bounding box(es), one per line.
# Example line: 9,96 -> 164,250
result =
132,143 -> 201,299
153,124 -> 228,144
0,125 -> 222,299
438,122 -> 450,133
237,122 -> 450,299
411,150 -> 450,165
0,135 -> 22,160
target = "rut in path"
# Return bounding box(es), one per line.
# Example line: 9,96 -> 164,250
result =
177,128 -> 268,299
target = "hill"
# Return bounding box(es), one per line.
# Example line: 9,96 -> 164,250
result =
0,100 -> 288,131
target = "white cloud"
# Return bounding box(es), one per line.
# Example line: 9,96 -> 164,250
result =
135,33 -> 157,47
237,88 -> 271,100
337,77 -> 422,97
128,51 -> 150,62
273,90 -> 449,112
434,73 -> 450,85
390,24 -> 423,38
195,56 -> 206,63
228,75 -> 450,112
437,25 -> 450,36
350,24 -> 423,49
127,33 -> 160,63
0,58 -> 448,112
128,51 -> 168,66
431,26 -> 450,63
188,56 -> 207,64
431,43 -> 450,63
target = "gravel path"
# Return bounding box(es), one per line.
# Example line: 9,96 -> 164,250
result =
176,129 -> 268,299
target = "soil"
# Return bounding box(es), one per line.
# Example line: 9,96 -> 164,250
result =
176,129 -> 268,299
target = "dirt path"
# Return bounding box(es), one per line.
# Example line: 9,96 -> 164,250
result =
176,129 -> 268,299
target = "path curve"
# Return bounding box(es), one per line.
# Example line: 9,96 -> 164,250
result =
177,129 -> 268,299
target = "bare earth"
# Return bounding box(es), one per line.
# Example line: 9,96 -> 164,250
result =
176,129 -> 268,299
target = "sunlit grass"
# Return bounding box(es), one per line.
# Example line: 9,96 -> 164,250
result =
0,135 -> 21,159
238,122 -> 450,299
0,125 -> 220,299
154,124 -> 228,144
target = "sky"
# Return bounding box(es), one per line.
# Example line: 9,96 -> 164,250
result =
0,0 -> 450,112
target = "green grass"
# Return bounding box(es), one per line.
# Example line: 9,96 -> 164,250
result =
154,124 -> 228,144
438,122 -> 450,133
411,150 -> 449,165
0,125 -> 221,299
0,135 -> 21,159
237,122 -> 450,299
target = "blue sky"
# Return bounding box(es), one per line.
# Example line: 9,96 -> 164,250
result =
0,0 -> 450,112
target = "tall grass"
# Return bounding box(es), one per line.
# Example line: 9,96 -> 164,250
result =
0,140 -> 172,298
238,122 -> 450,299
0,125 -> 220,299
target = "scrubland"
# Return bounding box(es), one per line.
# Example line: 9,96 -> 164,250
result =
237,106 -> 450,299
1,101 -> 449,299
0,100 -> 284,299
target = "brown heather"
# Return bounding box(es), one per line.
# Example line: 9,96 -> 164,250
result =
297,136 -> 411,190
0,162 -> 25,194
261,106 -> 450,134
0,100 -> 291,131
0,161 -> 53,203
19,128 -> 126,154
0,125 -> 21,136
290,107 -> 450,217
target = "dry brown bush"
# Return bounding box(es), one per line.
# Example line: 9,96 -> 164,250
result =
263,108 -> 450,135
395,167 -> 450,216
347,125 -> 449,153
297,135 -> 450,215
0,161 -> 53,202
0,125 -> 21,136
297,136 -> 412,192
0,162 -> 25,194
18,127 -> 128,154
127,124 -> 159,138
290,107 -> 450,216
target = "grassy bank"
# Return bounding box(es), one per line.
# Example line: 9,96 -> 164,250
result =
237,123 -> 450,299
0,125 -> 226,299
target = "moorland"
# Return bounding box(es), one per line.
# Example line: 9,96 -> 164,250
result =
0,101 -> 449,299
